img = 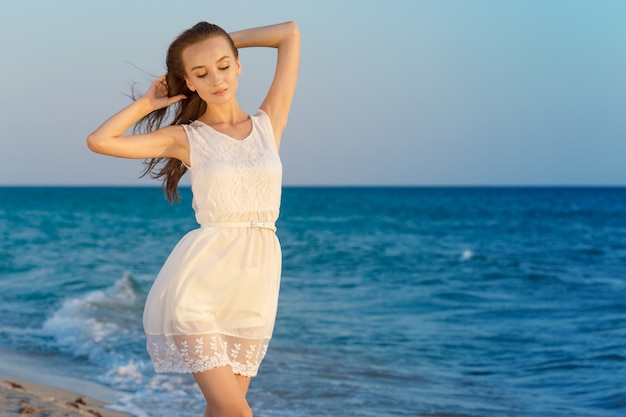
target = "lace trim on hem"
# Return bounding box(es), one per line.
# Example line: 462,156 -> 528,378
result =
147,333 -> 269,377
153,361 -> 259,377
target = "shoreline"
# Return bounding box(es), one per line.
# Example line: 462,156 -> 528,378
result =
0,349 -> 134,417
0,377 -> 133,417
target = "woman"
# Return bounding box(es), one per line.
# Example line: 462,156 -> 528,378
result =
87,21 -> 300,417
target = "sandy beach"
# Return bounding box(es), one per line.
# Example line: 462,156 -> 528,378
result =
0,377 -> 132,417
0,348 -> 135,417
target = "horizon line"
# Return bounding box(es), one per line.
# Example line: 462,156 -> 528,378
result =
1,184 -> 625,189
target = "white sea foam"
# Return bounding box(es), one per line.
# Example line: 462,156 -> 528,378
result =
40,273 -> 146,363
42,291 -> 120,354
112,361 -> 143,379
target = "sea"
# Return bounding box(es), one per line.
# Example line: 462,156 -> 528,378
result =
0,186 -> 624,417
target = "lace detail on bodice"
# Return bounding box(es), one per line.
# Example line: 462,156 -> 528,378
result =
183,110 -> 282,225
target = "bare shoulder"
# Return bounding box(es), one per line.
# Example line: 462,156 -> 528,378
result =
156,124 -> 189,150
154,125 -> 190,165
161,124 -> 188,141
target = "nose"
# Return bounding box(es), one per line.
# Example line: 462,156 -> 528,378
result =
211,71 -> 222,86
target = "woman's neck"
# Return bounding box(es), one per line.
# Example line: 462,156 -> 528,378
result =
199,101 -> 247,127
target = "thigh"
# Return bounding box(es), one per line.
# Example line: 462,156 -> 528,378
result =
235,373 -> 252,396
193,366 -> 252,417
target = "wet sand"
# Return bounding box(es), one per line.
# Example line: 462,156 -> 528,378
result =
0,377 -> 133,417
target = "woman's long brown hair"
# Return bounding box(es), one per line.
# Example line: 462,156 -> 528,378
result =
135,22 -> 238,203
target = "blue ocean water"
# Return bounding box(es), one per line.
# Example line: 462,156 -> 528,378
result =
0,186 -> 625,417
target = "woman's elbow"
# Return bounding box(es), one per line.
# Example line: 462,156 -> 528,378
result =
287,21 -> 299,38
86,133 -> 106,154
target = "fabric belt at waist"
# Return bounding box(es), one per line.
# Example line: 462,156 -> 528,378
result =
201,220 -> 277,232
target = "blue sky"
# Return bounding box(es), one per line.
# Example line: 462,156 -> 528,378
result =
1,0 -> 624,186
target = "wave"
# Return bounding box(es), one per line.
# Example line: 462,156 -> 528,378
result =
39,273 -> 208,416
41,273 -> 146,361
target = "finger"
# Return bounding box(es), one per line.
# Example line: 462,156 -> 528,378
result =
153,76 -> 167,90
170,94 -> 187,104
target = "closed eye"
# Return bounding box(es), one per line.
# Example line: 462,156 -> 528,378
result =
219,66 -> 230,71
196,73 -> 207,78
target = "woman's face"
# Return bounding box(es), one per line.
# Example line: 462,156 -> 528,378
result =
182,36 -> 241,105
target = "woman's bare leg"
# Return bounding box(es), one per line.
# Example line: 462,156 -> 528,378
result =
193,366 -> 253,417
235,374 -> 252,396
202,406 -> 213,417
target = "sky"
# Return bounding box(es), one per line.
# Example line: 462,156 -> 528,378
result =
1,0 -> 624,186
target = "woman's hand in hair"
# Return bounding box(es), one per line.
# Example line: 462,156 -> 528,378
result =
142,76 -> 187,112
87,74 -> 188,162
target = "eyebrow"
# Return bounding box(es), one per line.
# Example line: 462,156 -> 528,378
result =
190,56 -> 230,72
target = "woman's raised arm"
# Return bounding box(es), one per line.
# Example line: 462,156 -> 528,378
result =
230,21 -> 300,148
86,76 -> 189,164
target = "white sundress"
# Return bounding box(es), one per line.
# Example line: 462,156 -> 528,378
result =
143,110 -> 282,377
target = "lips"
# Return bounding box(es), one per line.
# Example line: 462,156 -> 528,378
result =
213,89 -> 227,96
